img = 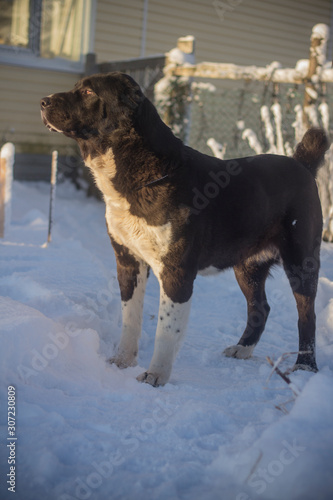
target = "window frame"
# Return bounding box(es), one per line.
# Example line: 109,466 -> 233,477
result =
0,0 -> 95,73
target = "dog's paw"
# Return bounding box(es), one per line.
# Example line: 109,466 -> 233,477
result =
292,362 -> 318,373
223,344 -> 254,359
109,354 -> 137,369
136,371 -> 167,387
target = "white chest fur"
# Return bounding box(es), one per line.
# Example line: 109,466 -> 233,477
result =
85,150 -> 173,271
105,198 -> 172,269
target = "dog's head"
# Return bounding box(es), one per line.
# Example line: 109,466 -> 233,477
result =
40,72 -> 144,141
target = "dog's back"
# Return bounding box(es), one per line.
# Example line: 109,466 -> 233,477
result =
179,129 -> 326,275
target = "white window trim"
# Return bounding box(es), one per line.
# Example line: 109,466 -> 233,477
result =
0,0 -> 96,74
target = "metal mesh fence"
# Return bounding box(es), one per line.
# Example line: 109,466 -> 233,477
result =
187,80 -> 333,159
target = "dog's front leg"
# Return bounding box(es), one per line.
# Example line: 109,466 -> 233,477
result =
109,240 -> 149,368
137,288 -> 192,387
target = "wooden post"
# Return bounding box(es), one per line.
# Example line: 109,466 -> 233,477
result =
155,36 -> 195,143
0,156 -> 6,238
85,52 -> 98,75
47,151 -> 58,245
0,143 -> 14,239
299,24 -> 333,242
302,24 -> 329,131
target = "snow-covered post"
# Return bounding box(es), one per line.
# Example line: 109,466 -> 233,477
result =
47,151 -> 58,245
272,103 -> 284,154
0,143 -> 14,238
155,36 -> 195,143
261,105 -> 277,154
302,24 -> 329,130
301,24 -> 333,242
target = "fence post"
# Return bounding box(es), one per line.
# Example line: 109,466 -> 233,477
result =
0,143 -> 14,239
302,24 -> 329,133
155,36 -> 195,143
85,52 -> 98,75
47,150 -> 58,245
300,24 -> 333,242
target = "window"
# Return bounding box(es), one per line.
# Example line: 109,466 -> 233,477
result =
0,0 -> 30,49
0,0 -> 93,71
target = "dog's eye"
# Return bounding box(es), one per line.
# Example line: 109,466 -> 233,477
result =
81,89 -> 94,96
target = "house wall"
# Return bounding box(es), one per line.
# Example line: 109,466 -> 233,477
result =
94,0 -> 332,67
0,65 -> 78,156
0,0 -> 331,171
94,1 -> 144,61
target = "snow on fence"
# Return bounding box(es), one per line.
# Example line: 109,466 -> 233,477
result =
0,142 -> 14,238
155,25 -> 333,241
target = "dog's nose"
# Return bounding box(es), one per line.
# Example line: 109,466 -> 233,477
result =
40,97 -> 51,109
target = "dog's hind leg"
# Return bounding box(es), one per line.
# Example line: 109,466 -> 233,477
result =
224,258 -> 274,359
281,240 -> 320,372
109,240 -> 149,368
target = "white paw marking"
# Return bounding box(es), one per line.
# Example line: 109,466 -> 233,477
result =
109,354 -> 137,369
223,344 -> 254,359
136,371 -> 162,387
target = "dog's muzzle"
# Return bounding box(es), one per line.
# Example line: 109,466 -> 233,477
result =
40,96 -> 63,133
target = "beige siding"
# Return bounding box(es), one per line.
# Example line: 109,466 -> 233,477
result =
145,0 -> 331,66
0,65 -> 78,154
94,0 -> 144,62
94,0 -> 331,68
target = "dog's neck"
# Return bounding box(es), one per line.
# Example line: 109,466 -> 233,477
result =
81,134 -> 181,196
134,97 -> 183,160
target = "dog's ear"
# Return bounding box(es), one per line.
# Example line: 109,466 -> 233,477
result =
120,85 -> 145,110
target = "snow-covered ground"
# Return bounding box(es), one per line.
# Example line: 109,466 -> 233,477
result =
1,180 -> 333,500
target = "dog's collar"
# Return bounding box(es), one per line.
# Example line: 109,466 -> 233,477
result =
137,174 -> 169,190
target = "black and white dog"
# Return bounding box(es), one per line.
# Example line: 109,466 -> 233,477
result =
41,72 -> 329,386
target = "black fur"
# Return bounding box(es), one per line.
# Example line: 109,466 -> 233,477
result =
41,72 -> 330,379
293,127 -> 329,176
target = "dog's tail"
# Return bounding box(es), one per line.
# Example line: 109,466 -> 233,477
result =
293,127 -> 330,177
